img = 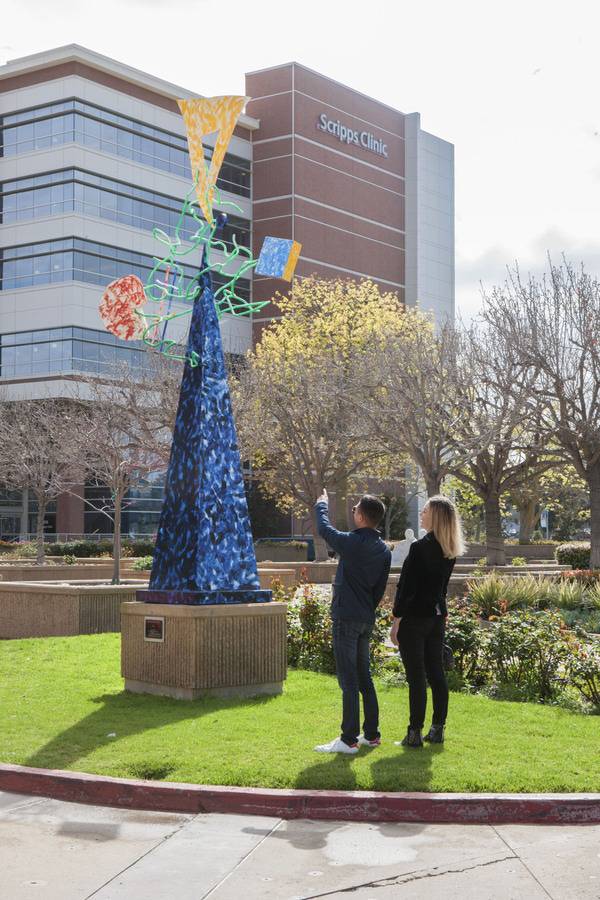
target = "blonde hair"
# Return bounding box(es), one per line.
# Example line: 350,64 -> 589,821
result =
426,495 -> 466,559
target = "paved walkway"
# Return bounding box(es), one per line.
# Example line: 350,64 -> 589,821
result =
2,790 -> 599,899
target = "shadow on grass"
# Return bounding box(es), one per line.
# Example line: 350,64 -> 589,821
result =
292,742 -> 441,795
24,689 -> 280,776
369,743 -> 443,793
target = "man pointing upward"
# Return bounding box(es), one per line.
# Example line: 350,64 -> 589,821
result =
314,488 -> 391,754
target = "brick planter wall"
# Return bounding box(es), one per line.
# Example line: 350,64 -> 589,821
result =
0,581 -> 145,639
0,564 -> 142,582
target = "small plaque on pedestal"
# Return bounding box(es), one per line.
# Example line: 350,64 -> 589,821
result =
144,616 -> 164,642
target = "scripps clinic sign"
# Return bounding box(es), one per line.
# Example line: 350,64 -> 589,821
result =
317,113 -> 388,158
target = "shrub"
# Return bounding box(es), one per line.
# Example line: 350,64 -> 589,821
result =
132,556 -> 153,571
0,540 -> 18,553
126,538 -> 156,557
287,586 -> 391,675
556,542 -> 591,569
445,599 -> 488,685
511,556 -> 527,567
16,543 -> 38,559
48,540 -> 100,558
548,579 -> 591,611
380,654 -> 407,687
561,608 -> 600,635
484,610 -> 572,702
566,641 -> 600,708
561,570 -> 600,587
467,573 -> 546,618
256,539 -> 308,550
63,554 -> 76,565
268,576 -> 294,603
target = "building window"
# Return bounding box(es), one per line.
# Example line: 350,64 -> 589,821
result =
0,168 -> 250,250
0,237 -> 251,302
0,98 -> 251,197
84,473 -> 164,536
0,325 -> 152,378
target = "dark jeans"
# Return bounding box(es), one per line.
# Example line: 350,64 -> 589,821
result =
398,615 -> 448,730
332,618 -> 380,746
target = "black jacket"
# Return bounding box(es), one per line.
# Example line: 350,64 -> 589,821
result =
315,501 -> 391,623
393,531 -> 455,618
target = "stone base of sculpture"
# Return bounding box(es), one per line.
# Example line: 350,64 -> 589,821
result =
121,600 -> 287,700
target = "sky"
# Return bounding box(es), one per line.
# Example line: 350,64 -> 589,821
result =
4,0 -> 600,320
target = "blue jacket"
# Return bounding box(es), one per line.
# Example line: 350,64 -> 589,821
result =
315,500 -> 391,623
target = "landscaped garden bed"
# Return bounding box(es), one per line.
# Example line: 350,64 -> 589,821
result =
0,632 -> 598,793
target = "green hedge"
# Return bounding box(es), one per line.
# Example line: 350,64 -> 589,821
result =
47,538 -> 155,558
555,542 -> 591,569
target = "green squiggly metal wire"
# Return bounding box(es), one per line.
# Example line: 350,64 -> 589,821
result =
136,168 -> 268,365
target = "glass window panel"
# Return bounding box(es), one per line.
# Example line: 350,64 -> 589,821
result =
117,194 -> 133,216
33,118 -> 52,150
14,344 -> 32,367
99,344 -> 116,363
31,343 -> 50,363
15,257 -> 33,277
2,193 -> 17,219
34,185 -> 52,217
82,341 -> 100,361
32,254 -> 51,276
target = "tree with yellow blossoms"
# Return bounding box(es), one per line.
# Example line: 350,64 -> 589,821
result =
232,276 -> 426,559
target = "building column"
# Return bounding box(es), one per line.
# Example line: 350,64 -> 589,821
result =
56,480 -> 85,539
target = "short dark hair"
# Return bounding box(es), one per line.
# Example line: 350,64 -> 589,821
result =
357,494 -> 386,527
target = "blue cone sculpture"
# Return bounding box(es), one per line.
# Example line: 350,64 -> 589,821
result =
138,252 -> 271,605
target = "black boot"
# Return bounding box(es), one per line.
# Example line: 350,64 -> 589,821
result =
424,724 -> 445,744
400,727 -> 423,748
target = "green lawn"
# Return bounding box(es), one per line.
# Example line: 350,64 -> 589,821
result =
1,634 -> 598,793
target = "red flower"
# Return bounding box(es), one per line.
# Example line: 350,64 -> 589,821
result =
99,275 -> 146,340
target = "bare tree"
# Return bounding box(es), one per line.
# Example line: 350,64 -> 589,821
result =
0,399 -> 86,564
357,323 -> 481,498
74,358 -> 177,582
449,325 -> 558,565
483,259 -> 600,566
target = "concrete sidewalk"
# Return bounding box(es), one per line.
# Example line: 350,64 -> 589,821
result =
1,790 -> 599,899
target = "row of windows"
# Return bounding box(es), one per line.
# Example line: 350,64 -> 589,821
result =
0,339 -> 148,378
0,98 -> 251,196
1,168 -> 251,248
0,325 -> 152,379
3,99 -> 189,146
0,237 -> 251,301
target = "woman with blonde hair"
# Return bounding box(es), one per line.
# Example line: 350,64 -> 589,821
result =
390,495 -> 465,747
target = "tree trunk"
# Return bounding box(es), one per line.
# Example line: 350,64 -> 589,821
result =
35,496 -> 46,566
425,471 -> 443,497
112,490 -> 123,584
484,493 -> 505,566
518,497 -> 537,544
384,504 -> 392,540
587,462 -> 600,569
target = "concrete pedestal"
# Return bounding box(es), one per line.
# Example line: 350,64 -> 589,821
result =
121,601 -> 287,700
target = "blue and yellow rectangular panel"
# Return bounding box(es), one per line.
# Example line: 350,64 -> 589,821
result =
255,237 -> 302,281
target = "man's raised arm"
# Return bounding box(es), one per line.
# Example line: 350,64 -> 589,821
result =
314,488 -> 350,555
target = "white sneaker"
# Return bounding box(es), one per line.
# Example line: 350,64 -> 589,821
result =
357,734 -> 381,747
313,738 -> 358,754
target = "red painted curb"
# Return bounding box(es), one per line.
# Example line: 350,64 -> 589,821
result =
1,763 -> 600,824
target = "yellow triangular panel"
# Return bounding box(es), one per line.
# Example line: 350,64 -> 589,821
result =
177,96 -> 248,224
